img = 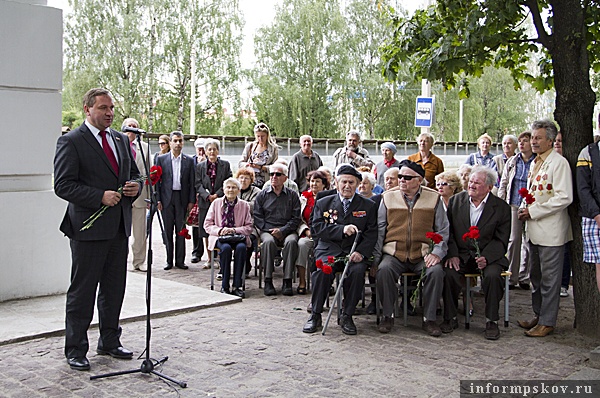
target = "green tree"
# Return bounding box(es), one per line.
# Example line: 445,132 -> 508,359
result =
64,0 -> 154,122
253,0 -> 348,138
381,0 -> 600,336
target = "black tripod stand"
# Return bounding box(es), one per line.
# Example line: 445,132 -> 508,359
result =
91,130 -> 187,388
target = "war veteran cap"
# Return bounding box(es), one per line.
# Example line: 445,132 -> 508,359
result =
398,159 -> 425,178
336,164 -> 363,181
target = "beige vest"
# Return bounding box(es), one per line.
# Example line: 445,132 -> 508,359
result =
382,187 -> 439,263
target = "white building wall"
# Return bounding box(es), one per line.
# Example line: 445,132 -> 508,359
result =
0,0 -> 70,301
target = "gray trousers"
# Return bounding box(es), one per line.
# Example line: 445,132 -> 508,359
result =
260,232 -> 298,280
529,243 -> 564,327
443,261 -> 504,322
376,254 -> 444,321
295,237 -> 314,269
507,206 -> 531,285
310,260 -> 368,316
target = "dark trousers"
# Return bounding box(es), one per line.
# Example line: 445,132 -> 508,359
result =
216,240 -> 246,289
65,230 -> 128,358
310,260 -> 368,316
192,226 -> 205,260
443,260 -> 504,322
161,191 -> 186,266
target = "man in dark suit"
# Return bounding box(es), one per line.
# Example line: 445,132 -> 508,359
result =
303,165 -> 378,335
54,88 -> 141,371
443,165 -> 511,340
155,131 -> 196,270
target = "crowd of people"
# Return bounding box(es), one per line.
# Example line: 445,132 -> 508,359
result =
53,88 -> 600,372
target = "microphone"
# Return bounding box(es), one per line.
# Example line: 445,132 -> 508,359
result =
122,126 -> 146,134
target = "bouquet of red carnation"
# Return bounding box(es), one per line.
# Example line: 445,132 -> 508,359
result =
425,231 -> 443,254
178,227 -> 192,239
518,187 -> 535,206
315,256 -> 336,275
462,226 -> 481,257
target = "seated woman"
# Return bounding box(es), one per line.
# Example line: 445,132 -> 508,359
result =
204,178 -> 253,298
236,167 -> 262,275
435,171 -> 463,211
295,170 -> 330,294
357,172 -> 378,199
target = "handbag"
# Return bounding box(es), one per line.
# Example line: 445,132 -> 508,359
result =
218,234 -> 246,244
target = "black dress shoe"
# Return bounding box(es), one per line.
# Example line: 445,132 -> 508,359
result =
341,314 -> 357,335
264,280 -> 276,296
440,318 -> 459,333
220,287 -> 231,294
67,356 -> 90,371
366,301 -> 376,315
175,263 -> 189,270
484,321 -> 500,340
97,346 -> 133,359
164,263 -> 173,270
303,313 -> 322,333
231,288 -> 245,298
191,256 -> 200,263
282,279 -> 293,296
519,282 -> 531,290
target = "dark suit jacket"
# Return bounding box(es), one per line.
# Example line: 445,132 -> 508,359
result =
155,152 -> 196,208
311,193 -> 377,262
195,158 -> 232,209
54,123 -> 140,241
446,191 -> 511,269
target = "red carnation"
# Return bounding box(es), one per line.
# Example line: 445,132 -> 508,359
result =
462,232 -> 470,242
425,232 -> 443,244
327,255 -> 335,264
518,188 -> 529,197
469,227 -> 480,240
316,259 -> 323,269
322,264 -> 333,275
178,227 -> 191,239
525,194 -> 535,205
148,165 -> 162,186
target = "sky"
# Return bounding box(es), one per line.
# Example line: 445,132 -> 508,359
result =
46,0 -> 422,68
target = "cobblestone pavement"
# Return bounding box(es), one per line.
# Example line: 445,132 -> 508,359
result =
0,238 -> 597,397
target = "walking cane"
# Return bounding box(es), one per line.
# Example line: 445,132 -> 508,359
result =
322,231 -> 362,336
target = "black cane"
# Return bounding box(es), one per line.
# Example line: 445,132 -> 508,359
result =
322,231 -> 362,335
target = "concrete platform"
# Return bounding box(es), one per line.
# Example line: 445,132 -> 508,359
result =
0,271 -> 239,345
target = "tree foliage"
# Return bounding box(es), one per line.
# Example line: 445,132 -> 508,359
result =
63,0 -> 243,134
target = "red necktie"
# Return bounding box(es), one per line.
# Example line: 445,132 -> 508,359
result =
100,131 -> 119,175
130,141 -> 137,160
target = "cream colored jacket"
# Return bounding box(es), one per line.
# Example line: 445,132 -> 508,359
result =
525,149 -> 573,246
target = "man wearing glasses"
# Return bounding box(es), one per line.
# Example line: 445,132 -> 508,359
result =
254,163 -> 301,296
374,160 -> 449,336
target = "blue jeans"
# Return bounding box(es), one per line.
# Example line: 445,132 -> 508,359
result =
216,240 -> 247,289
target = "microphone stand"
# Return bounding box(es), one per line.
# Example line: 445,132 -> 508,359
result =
91,132 -> 187,388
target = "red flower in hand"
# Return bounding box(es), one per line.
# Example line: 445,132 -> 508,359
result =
518,188 -> 529,197
468,226 -> 480,240
316,259 -> 323,269
322,264 -> 333,275
178,227 -> 191,239
327,255 -> 335,264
